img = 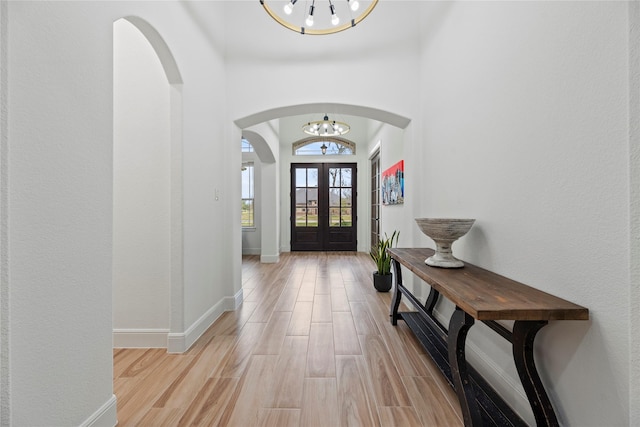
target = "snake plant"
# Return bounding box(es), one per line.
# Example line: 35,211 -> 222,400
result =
370,230 -> 399,275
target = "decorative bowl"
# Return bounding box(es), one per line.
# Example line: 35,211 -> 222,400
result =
415,218 -> 476,268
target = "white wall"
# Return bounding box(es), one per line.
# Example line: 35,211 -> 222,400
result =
0,0 -> 8,423
6,2 -> 118,424
113,18 -> 171,347
370,123 -> 407,240
4,1 -> 235,424
416,2 -> 632,425
113,3 -> 235,352
628,2 -> 640,425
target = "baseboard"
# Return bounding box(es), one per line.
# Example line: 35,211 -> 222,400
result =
113,329 -> 169,348
167,295 -> 237,353
242,248 -> 260,255
80,394 -> 117,427
234,288 -> 244,308
260,253 -> 279,263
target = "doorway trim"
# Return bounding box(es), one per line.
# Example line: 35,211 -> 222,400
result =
370,149 -> 381,252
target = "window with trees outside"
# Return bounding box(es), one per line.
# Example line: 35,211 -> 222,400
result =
293,137 -> 355,156
242,163 -> 254,227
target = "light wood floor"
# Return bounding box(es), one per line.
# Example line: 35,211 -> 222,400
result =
113,252 -> 463,426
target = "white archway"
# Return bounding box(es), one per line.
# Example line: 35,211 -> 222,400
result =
243,130 -> 275,164
113,16 -> 185,351
122,16 -> 182,85
234,103 -> 411,130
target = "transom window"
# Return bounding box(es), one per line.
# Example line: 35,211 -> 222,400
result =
293,137 -> 355,156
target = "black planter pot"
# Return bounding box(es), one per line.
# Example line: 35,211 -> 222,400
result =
373,271 -> 393,292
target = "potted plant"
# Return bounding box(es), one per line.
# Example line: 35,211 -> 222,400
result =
370,230 -> 399,292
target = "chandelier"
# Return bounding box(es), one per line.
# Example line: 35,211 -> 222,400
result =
260,0 -> 379,35
303,115 -> 350,137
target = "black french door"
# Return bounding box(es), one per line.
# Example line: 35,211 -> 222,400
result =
291,163 -> 357,251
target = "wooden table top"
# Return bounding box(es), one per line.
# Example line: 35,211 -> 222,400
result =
388,248 -> 589,321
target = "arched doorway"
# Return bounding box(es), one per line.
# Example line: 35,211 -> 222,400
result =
234,103 -> 411,256
112,17 -> 184,350
242,130 -> 278,263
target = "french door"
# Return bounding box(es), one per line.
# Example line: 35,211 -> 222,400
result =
291,163 -> 357,251
370,151 -> 380,251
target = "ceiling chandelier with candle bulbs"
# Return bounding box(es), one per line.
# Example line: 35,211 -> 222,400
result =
302,115 -> 350,137
260,0 -> 378,35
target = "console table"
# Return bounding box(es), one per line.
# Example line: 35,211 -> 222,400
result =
388,248 -> 589,427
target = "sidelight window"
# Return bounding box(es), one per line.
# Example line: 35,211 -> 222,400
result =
241,163 -> 254,227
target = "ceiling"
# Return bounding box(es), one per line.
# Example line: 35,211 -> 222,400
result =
222,1 -> 423,62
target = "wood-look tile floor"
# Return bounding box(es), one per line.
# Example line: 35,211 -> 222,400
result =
113,252 -> 463,426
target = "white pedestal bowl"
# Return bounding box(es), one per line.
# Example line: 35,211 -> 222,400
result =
415,218 -> 475,268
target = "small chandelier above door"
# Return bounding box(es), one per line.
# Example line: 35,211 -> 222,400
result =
260,0 -> 379,35
302,115 -> 350,137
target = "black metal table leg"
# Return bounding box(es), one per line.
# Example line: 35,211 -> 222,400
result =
512,321 -> 559,427
424,287 -> 439,315
390,258 -> 403,325
448,307 -> 482,426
